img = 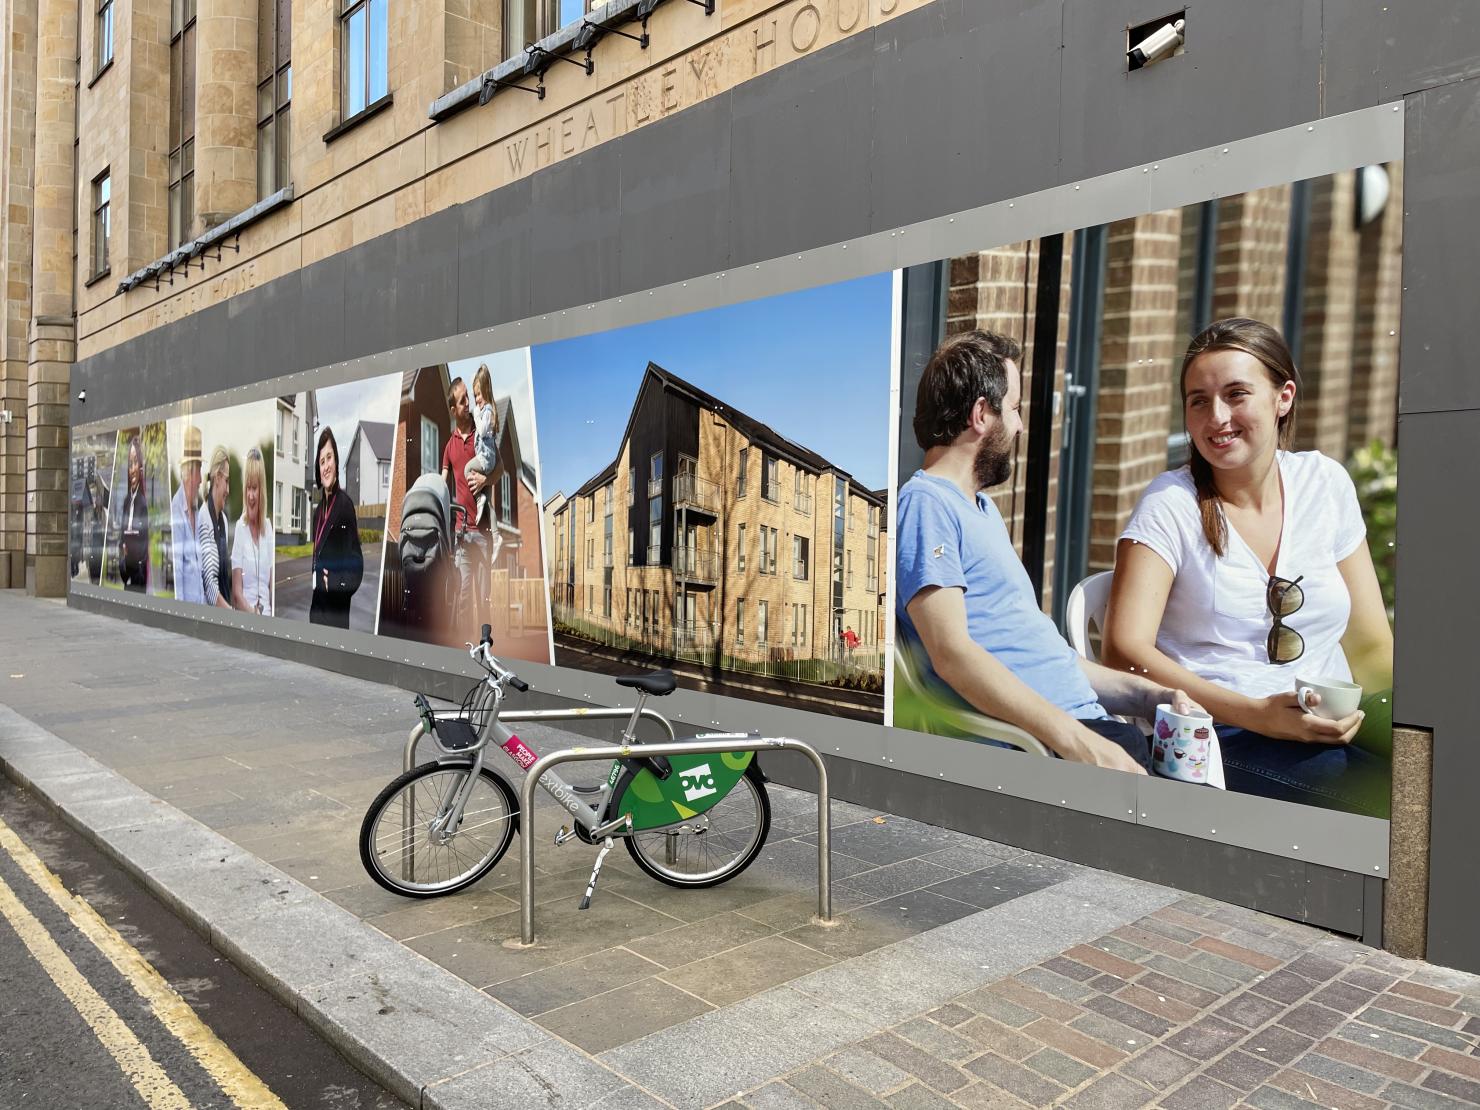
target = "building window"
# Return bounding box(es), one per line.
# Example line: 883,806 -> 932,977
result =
648,497 -> 662,557
95,0 -> 114,73
502,0 -> 590,60
847,550 -> 853,589
500,472 -> 513,524
757,600 -> 768,645
792,535 -> 808,580
586,537 -> 593,569
627,464 -> 634,506
275,481 -> 283,527
419,416 -> 438,475
257,0 -> 291,198
168,0 -> 198,249
765,527 -> 777,574
762,455 -> 779,502
736,524 -> 746,572
340,0 -> 387,120
648,451 -> 663,497
378,460 -> 390,501
587,494 -> 594,522
90,171 -> 110,277
736,598 -> 745,644
736,447 -> 748,498
628,528 -> 635,566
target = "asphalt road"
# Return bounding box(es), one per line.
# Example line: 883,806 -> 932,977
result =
274,553 -> 383,633
0,777 -> 406,1110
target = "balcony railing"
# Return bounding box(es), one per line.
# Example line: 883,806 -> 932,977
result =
674,472 -> 718,513
792,490 -> 813,515
646,544 -> 664,566
647,477 -> 662,498
674,547 -> 718,583
866,575 -> 879,593
603,552 -> 614,568
761,481 -> 780,504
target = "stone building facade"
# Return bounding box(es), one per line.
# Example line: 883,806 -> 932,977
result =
0,0 -> 937,593
549,363 -> 886,687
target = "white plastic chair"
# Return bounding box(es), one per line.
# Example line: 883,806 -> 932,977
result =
1065,570 -> 1114,662
893,642 -> 1051,757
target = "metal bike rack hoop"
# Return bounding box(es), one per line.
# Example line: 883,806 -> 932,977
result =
518,736 -> 831,945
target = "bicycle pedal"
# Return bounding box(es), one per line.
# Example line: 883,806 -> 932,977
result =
554,825 -> 578,847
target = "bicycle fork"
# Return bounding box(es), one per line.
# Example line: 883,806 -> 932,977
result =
430,748 -> 487,842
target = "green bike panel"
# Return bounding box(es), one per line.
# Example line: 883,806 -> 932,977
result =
616,745 -> 754,831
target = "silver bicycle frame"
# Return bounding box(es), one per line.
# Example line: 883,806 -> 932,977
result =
403,672 -> 681,839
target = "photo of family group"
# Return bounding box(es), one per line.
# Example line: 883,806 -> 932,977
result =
165,403 -> 276,614
377,351 -> 550,663
892,162 -> 1402,818
533,274 -> 893,722
97,423 -> 173,597
273,375 -> 397,632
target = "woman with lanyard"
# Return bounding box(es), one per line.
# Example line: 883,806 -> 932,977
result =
117,433 -> 149,592
309,426 -> 363,628
231,446 -> 275,615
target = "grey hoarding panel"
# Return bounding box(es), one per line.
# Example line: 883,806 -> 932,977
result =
228,270 -> 300,400
616,90 -> 733,298
529,144 -> 624,318
1392,407 -> 1480,972
457,174 -> 534,336
1320,1 -> 1383,117
1399,78 -> 1480,414
870,0 -> 1063,232
1378,0 -> 1480,101
340,230 -> 402,362
298,249 -> 350,380
391,205 -> 463,350
1059,0 -> 1322,185
728,27 -> 874,267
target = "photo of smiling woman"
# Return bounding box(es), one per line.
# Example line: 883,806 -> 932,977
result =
1103,318 -> 1394,817
309,426 -> 363,628
232,446 -> 275,615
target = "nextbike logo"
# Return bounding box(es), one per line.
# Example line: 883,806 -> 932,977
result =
680,764 -> 717,803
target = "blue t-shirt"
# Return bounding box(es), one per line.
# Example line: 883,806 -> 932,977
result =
895,471 -> 1106,720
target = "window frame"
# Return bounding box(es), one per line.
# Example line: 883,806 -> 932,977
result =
95,0 -> 114,75
338,0 -> 387,126
167,0 -> 198,249
256,0 -> 292,199
90,169 -> 110,279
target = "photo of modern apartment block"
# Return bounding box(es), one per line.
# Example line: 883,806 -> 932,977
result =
547,363 -> 888,720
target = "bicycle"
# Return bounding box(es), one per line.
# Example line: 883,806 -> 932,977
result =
358,625 -> 772,903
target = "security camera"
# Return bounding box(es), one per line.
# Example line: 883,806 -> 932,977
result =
1128,18 -> 1184,70
77,389 -> 87,403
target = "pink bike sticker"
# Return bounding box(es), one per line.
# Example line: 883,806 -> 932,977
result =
502,734 -> 538,770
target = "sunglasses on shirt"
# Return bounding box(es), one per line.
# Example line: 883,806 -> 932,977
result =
1266,574 -> 1305,665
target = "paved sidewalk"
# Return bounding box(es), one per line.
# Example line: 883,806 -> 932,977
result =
2,591 -> 1479,1109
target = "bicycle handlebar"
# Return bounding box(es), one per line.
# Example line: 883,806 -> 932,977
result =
467,635 -> 529,694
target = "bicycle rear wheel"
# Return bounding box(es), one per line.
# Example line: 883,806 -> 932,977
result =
359,761 -> 519,898
623,764 -> 770,888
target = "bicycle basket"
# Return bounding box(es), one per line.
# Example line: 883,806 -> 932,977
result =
429,683 -> 494,754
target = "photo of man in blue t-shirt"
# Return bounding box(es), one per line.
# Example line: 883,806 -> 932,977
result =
895,330 -> 1200,774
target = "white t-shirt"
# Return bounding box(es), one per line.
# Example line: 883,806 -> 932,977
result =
231,515 -> 275,616
1120,451 -> 1366,700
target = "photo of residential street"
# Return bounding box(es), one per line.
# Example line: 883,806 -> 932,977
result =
533,274 -> 894,722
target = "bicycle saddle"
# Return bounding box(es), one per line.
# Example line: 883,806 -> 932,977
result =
614,670 -> 677,696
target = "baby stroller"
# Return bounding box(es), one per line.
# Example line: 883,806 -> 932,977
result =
398,473 -> 457,635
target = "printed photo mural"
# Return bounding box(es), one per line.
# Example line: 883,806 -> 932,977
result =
166,402 -> 276,614
533,274 -> 894,723
892,163 -> 1402,818
69,430 -> 116,586
377,350 -> 551,663
274,375 -> 398,632
100,423 -> 172,597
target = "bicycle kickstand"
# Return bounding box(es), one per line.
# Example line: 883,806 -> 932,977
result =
578,837 -> 615,910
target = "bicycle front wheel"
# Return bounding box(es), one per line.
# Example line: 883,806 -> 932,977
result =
623,764 -> 771,888
359,762 -> 519,898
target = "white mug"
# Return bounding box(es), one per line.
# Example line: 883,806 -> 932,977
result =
1152,704 -> 1216,784
1296,676 -> 1362,721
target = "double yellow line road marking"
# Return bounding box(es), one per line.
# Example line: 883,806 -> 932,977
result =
0,816 -> 287,1109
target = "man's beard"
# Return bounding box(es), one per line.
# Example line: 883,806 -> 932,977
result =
973,423 -> 1016,490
